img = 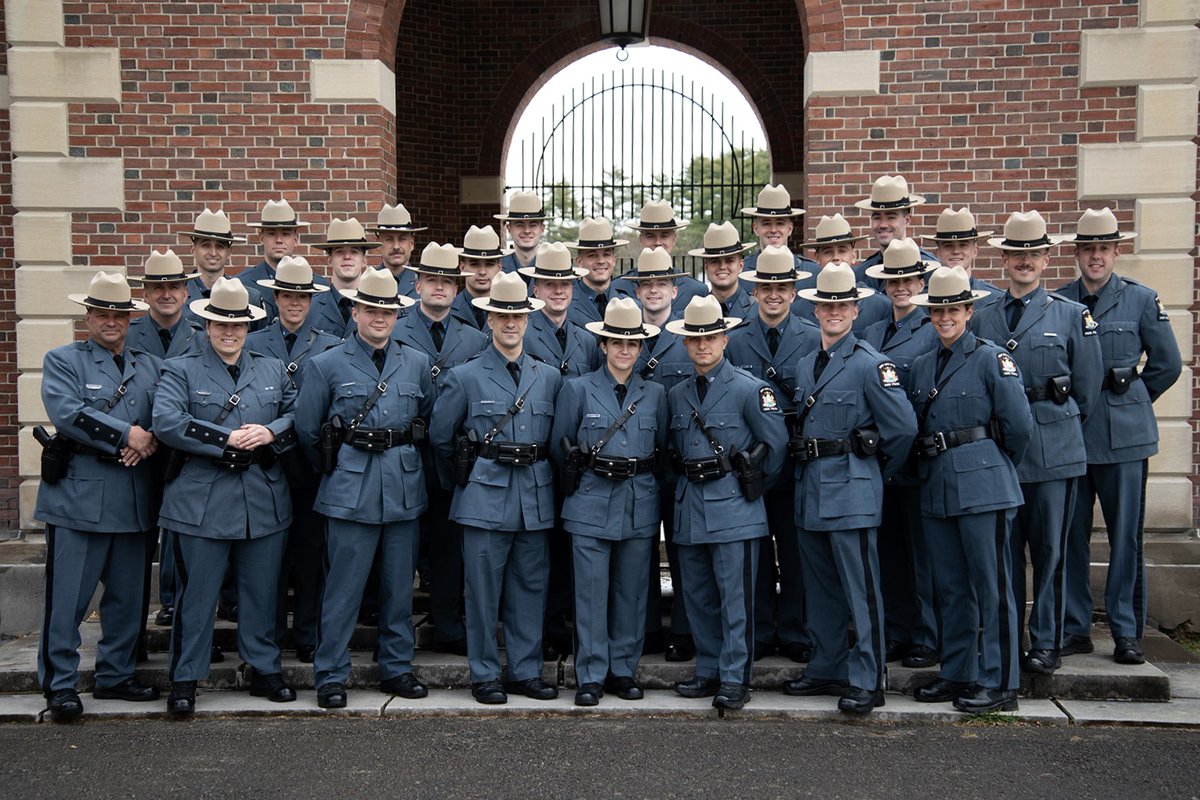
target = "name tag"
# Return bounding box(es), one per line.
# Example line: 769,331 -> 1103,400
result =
195,390 -> 211,396
585,413 -> 602,419
1043,332 -> 1058,338
86,383 -> 103,390
339,382 -> 356,387
480,400 -> 495,405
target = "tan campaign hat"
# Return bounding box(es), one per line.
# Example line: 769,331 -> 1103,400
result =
133,249 -> 199,284
687,221 -> 755,258
365,203 -> 427,234
797,262 -> 876,303
625,247 -> 686,281
800,214 -> 867,249
853,175 -> 926,211
255,256 -> 329,293
312,218 -> 381,251
920,207 -> 993,242
461,225 -> 512,259
584,296 -> 659,340
247,198 -> 310,229
624,199 -> 688,231
740,184 -> 806,218
471,270 -> 546,314
494,191 -> 549,222
665,294 -> 741,336
987,210 -> 1064,251
741,244 -> 812,283
188,276 -> 266,322
565,217 -> 629,250
180,208 -> 247,245
410,242 -> 466,278
339,267 -> 415,310
911,265 -> 991,307
863,238 -> 939,280
70,271 -> 149,312
519,242 -> 588,281
1065,207 -> 1136,243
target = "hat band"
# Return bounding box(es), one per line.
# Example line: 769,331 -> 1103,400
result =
418,264 -> 462,276
636,269 -> 681,279
928,289 -> 975,305
601,322 -> 647,336
142,272 -> 190,282
259,218 -> 300,227
204,303 -> 253,319
756,270 -> 797,281
191,229 -> 235,240
1073,231 -> 1122,242
636,219 -> 679,229
703,243 -> 746,256
578,239 -> 617,248
357,291 -> 399,306
325,238 -> 369,246
505,211 -> 546,219
682,319 -> 727,333
755,206 -> 793,216
814,232 -> 852,243
489,298 -> 534,311
462,247 -> 504,257
85,296 -> 137,310
1002,235 -> 1051,249
272,279 -> 316,291
815,287 -> 860,301
531,266 -> 576,278
880,262 -> 923,276
935,228 -> 978,240
869,197 -> 912,209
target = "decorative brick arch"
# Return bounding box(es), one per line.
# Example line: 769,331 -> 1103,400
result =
796,0 -> 845,53
346,0 -> 408,69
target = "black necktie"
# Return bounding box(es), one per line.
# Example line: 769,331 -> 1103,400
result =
614,383 -> 628,407
555,325 -> 568,353
372,348 -> 387,374
595,292 -> 608,318
338,297 -> 352,323
720,300 -> 731,316
1006,297 -> 1024,332
695,374 -> 708,404
935,347 -> 953,383
507,360 -> 521,386
158,328 -> 173,354
766,327 -> 780,356
473,305 -> 486,329
813,350 -> 830,382
1082,294 -> 1098,313
284,332 -> 297,356
227,363 -> 240,383
881,321 -> 898,348
430,321 -> 445,352
113,353 -> 125,374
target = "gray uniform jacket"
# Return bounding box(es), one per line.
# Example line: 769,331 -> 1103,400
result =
184,277 -> 266,329
36,339 -> 162,533
126,315 -> 205,360
523,311 -> 600,379
634,329 -> 695,393
392,307 -> 488,397
725,313 -> 821,414
305,288 -> 356,339
238,261 -> 332,325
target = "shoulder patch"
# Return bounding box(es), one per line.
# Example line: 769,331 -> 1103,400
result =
1081,307 -> 1098,336
878,361 -> 901,388
997,352 -> 1019,377
1155,295 -> 1168,322
759,386 -> 780,413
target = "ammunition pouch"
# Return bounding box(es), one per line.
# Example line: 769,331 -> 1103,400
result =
345,422 -> 423,452
1026,375 -> 1071,405
850,426 -> 880,458
589,453 -> 657,481
1104,366 -> 1139,395
476,441 -> 547,466
682,455 -> 731,484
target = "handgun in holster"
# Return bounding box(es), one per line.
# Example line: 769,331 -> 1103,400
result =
451,429 -> 479,487
33,425 -> 72,486
558,437 -> 586,496
318,415 -> 346,474
731,442 -> 767,502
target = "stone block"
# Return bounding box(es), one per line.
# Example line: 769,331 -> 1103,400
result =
9,102 -> 69,156
1152,367 -> 1191,418
1136,84 -> 1199,141
1077,142 -> 1197,199
1149,421 -> 1192,473
803,50 -> 881,104
17,373 -> 47,426
1140,0 -> 1200,27
1148,565 -> 1200,627
459,176 -> 503,206
16,319 -> 74,371
15,266 -> 92,317
1114,253 -> 1193,299
5,0 -> 65,46
6,46 -> 121,103
1080,27 -> 1200,87
18,481 -> 43,531
12,157 -> 125,211
13,212 -> 73,265
1143,476 -> 1192,530
0,565 -> 46,637
309,59 -> 396,116
1135,198 -> 1197,253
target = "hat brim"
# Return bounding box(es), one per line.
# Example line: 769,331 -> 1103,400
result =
365,226 -> 428,234
460,249 -> 513,260
68,294 -> 150,312
624,270 -> 684,281
686,243 -> 755,258
863,260 -> 939,280
987,235 -> 1065,250
409,266 -> 467,279
312,240 -> 383,251
920,231 -> 994,242
800,234 -> 867,248
179,231 -> 248,245
624,220 -> 689,232
130,271 -> 200,285
739,207 -> 806,218
187,298 -> 267,322
564,239 -> 630,250
583,320 -> 660,340
910,289 -> 992,308
494,213 -> 550,222
1064,232 -> 1137,243
852,195 -> 926,211
255,279 -> 330,293
795,287 -> 876,303
518,265 -> 588,280
338,288 -> 415,310
247,221 -> 311,229
470,296 -> 546,314
664,316 -> 741,336
741,270 -> 813,283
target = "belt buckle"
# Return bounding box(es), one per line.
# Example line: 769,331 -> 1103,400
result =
1005,339 -> 1019,352
286,361 -> 299,374
646,357 -> 659,370
805,439 -> 820,460
804,395 -> 816,409
229,393 -> 241,406
376,381 -> 388,393
933,431 -> 948,453
430,365 -> 442,379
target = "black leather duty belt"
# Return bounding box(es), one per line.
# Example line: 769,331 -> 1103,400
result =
915,425 -> 991,458
476,441 -> 547,466
788,437 -> 852,462
346,426 -> 417,451
589,454 -> 657,480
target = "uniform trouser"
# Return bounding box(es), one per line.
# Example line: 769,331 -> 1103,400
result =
314,518 -> 418,687
677,539 -> 759,685
572,534 -> 654,685
879,485 -> 939,650
1012,478 -> 1076,650
38,526 -> 150,694
461,526 -> 548,684
645,487 -> 692,638
424,484 -> 465,644
924,510 -> 1020,691
796,528 -> 885,692
1064,460 -> 1148,640
158,528 -> 176,607
754,482 -> 809,647
169,530 -> 285,683
275,487 -> 326,649
544,519 -> 574,650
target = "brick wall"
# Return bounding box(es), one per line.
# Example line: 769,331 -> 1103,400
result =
0,9 -> 18,527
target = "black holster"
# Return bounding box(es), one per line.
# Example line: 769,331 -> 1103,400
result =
851,426 -> 880,457
318,415 -> 345,474
410,418 -> 427,444
731,442 -> 767,502
452,430 -> 479,487
1107,366 -> 1137,395
34,426 -> 71,486
558,437 -> 586,496
162,447 -> 188,483
1050,375 -> 1072,404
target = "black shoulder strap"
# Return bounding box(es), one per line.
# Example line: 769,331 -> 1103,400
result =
212,392 -> 241,425
345,379 -> 389,434
689,407 -> 727,456
590,402 -> 638,456
763,365 -> 795,401
99,373 -> 137,411
482,389 -> 531,444
918,346 -> 979,422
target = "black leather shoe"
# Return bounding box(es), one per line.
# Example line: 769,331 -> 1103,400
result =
713,683 -> 750,710
885,640 -> 909,662
901,644 -> 940,669
838,686 -> 885,714
1113,637 -> 1145,665
249,672 -> 296,703
782,675 -> 849,697
1061,634 -> 1095,656
665,636 -> 696,662
47,689 -> 83,721
295,644 -> 316,663
504,677 -> 558,700
210,644 -> 224,664
167,681 -> 196,717
779,642 -> 813,664
428,638 -> 468,657
953,687 -> 1018,713
674,675 -> 720,698
317,682 -> 347,709
380,672 -> 428,699
216,603 -> 238,623
154,606 -> 174,627
93,678 -> 160,702
471,680 -> 507,705
913,677 -> 973,703
604,675 -> 644,701
1021,648 -> 1061,674
574,682 -> 603,706
753,641 -> 776,661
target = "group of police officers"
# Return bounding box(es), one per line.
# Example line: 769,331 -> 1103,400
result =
34,175 -> 1181,721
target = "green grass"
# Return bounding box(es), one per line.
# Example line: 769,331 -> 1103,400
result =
956,711 -> 1023,726
1170,632 -> 1200,658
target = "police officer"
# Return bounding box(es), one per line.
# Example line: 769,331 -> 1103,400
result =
920,207 -> 1003,307
367,203 -> 427,299
306,217 -> 379,337
551,298 -> 669,706
246,256 -> 341,662
739,184 -> 819,283
610,199 -> 708,314
971,210 -> 1103,675
852,175 -> 938,290
451,225 -> 511,329
36,272 -> 161,721
687,222 -> 756,320
1056,208 -> 1182,665
295,268 -> 433,708
393,243 -> 488,655
495,191 -> 548,274
861,239 -> 941,668
725,245 -> 819,663
665,295 -> 788,711
784,262 -> 918,715
179,208 -> 265,329
908,266 -> 1033,713
154,277 -> 298,716
240,198 -> 320,323
796,215 -> 891,331
566,218 -> 629,328
430,272 -> 563,705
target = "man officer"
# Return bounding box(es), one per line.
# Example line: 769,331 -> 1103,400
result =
240,198 -> 319,323
971,210 -> 1103,676
367,203 -> 427,299
784,262 -> 918,714
180,208 -> 265,329
796,215 -> 891,332
739,184 -> 819,279
495,191 -> 548,274
920,207 -> 1002,307
36,272 -> 161,721
687,222 -> 756,320
566,218 -> 629,327
1056,208 -> 1181,665
451,225 -> 511,329
430,272 -> 563,705
610,199 -> 708,313
306,217 -> 379,337
852,175 -> 938,290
